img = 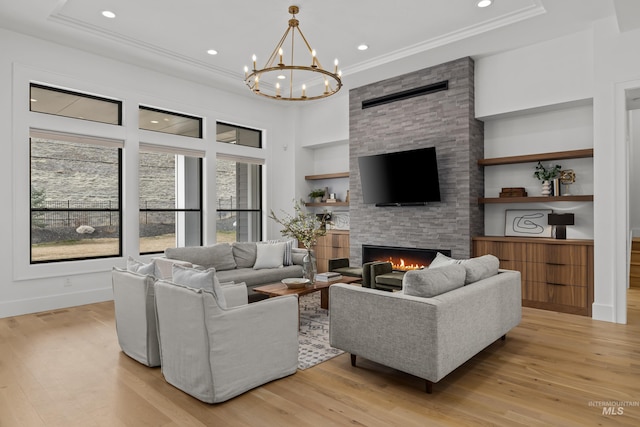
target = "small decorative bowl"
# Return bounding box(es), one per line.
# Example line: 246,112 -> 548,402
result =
281,278 -> 311,289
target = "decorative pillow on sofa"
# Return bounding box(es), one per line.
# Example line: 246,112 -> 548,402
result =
403,264 -> 466,298
232,242 -> 257,268
462,254 -> 499,285
429,252 -> 500,285
127,256 -> 155,275
165,243 -> 237,271
267,239 -> 294,266
428,252 -> 461,269
253,242 -> 286,269
171,264 -> 227,308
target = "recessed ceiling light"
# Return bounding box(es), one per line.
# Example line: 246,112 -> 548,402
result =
207,49 -> 218,55
477,0 -> 493,8
102,10 -> 116,19
357,44 -> 369,51
30,98 -> 37,102
277,75 -> 286,80
150,120 -> 159,124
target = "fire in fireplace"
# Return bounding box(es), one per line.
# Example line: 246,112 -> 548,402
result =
362,245 -> 451,271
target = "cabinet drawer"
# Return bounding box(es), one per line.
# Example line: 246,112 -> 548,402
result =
527,262 -> 587,286
474,241 -> 527,261
523,281 -> 587,308
527,243 -> 588,266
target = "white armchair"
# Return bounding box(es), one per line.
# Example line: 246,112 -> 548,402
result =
154,279 -> 299,403
112,266 -> 250,368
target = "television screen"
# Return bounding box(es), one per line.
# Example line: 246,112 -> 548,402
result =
358,147 -> 441,206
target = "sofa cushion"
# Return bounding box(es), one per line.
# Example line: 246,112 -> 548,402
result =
171,264 -> 227,308
402,264 -> 466,298
462,254 -> 499,285
216,265 -> 303,288
232,242 -> 257,268
165,243 -> 237,271
253,242 -> 285,269
126,256 -> 155,275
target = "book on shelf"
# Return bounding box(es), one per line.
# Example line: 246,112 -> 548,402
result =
315,272 -> 342,281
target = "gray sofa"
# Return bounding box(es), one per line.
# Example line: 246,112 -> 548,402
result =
159,242 -> 305,302
329,258 -> 521,393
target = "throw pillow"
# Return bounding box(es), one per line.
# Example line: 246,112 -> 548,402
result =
126,256 -> 155,275
429,252 -> 461,269
268,239 -> 294,266
232,242 -> 257,268
403,264 -> 466,298
463,254 -> 500,285
171,264 -> 227,308
253,242 -> 286,269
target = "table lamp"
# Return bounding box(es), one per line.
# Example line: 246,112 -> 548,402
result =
548,213 -> 575,239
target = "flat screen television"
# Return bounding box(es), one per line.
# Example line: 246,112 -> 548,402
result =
358,147 -> 441,206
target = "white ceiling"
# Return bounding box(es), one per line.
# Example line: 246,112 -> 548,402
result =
0,0 -> 636,101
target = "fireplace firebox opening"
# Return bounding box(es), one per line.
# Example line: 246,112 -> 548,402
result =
362,245 -> 451,271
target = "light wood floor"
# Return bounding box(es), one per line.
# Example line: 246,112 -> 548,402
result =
1,291 -> 640,426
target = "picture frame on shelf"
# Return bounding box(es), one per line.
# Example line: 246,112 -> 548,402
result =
505,209 -> 553,238
328,212 -> 350,230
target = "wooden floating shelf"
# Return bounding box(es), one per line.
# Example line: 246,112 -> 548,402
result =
304,202 -> 349,207
479,195 -> 594,204
304,172 -> 349,180
478,149 -> 593,166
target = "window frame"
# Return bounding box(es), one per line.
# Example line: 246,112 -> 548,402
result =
29,133 -> 123,264
138,149 -> 204,255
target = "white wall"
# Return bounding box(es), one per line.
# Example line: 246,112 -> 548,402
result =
0,28 -> 296,317
475,30 -> 594,118
629,109 -> 640,234
592,17 -> 640,323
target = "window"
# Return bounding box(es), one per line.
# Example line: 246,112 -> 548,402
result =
216,157 -> 262,243
30,131 -> 122,263
30,83 -> 122,125
216,122 -> 261,148
139,106 -> 202,138
139,147 -> 202,254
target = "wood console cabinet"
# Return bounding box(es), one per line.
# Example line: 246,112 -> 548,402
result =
313,230 -> 350,273
472,236 -> 594,316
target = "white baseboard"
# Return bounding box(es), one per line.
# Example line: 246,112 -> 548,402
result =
0,287 -> 113,318
591,302 -> 616,323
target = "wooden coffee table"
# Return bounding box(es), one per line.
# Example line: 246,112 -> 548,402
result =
253,276 -> 360,310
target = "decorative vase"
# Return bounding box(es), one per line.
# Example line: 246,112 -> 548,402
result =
302,249 -> 317,281
541,180 -> 551,196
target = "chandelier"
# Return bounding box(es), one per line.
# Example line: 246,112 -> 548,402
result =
244,5 -> 342,101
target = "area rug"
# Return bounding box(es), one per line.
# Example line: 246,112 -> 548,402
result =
298,292 -> 344,370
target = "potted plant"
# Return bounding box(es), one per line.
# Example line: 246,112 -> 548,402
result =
308,189 -> 325,203
534,161 -> 562,196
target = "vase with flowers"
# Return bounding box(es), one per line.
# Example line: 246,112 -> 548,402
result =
534,161 -> 562,196
269,200 -> 326,280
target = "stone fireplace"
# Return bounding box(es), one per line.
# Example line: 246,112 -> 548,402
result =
348,57 -> 484,265
361,245 -> 450,271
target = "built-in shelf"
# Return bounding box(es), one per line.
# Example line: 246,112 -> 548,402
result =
478,149 -> 594,204
304,202 -> 349,207
305,171 -> 349,207
305,172 -> 349,180
479,195 -> 594,204
478,149 -> 593,166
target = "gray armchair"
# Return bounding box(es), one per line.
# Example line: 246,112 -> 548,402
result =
154,279 -> 299,403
